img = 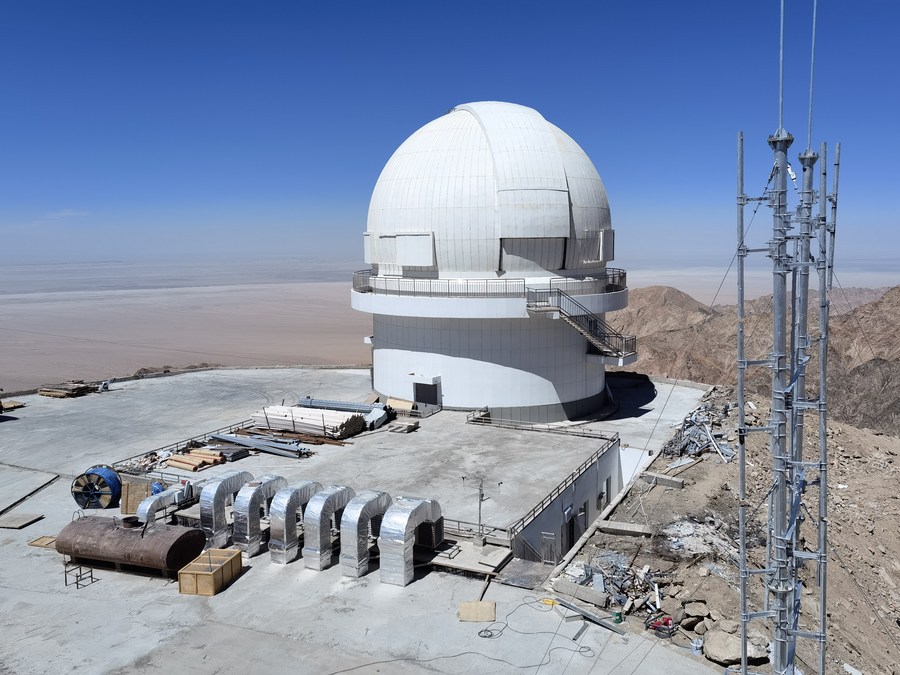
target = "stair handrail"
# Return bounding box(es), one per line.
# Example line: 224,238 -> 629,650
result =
526,288 -> 636,357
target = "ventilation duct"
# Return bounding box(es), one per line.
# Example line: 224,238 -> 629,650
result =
379,497 -> 444,587
339,490 -> 393,578
232,474 -> 288,557
199,470 -> 254,548
269,481 -> 322,564
301,485 -> 356,571
136,483 -> 192,524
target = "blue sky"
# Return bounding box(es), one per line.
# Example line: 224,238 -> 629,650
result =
1,1 -> 896,282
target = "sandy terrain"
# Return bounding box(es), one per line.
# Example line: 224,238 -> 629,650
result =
0,281 -> 372,393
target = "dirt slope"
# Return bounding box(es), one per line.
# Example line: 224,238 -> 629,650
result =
611,285 -> 900,436
580,285 -> 900,674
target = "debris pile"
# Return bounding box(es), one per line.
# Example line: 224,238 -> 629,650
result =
556,553 -> 676,619
556,551 -> 770,667
661,399 -> 736,462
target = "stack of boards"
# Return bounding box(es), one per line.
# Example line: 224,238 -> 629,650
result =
252,405 -> 366,440
38,381 -> 94,398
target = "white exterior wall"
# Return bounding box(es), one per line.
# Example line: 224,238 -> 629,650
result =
516,439 -> 622,562
372,315 -> 605,415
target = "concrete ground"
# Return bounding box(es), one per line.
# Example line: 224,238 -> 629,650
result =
0,367 -> 714,674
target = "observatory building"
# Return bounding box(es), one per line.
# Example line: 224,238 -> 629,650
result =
351,101 -> 636,422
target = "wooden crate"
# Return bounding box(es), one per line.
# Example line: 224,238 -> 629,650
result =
178,549 -> 242,596
120,478 -> 153,515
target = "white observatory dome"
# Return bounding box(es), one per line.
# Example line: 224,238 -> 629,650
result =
365,101 -> 614,278
353,100 -> 633,423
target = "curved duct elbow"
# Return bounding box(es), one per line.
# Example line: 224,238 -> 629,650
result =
232,474 -> 288,557
379,497 -> 444,587
136,484 -> 190,524
199,470 -> 255,548
302,485 -> 356,571
269,481 -> 322,564
339,490 -> 393,578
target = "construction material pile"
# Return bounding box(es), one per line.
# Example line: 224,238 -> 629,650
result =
165,448 -> 226,472
251,405 -> 366,440
661,400 -> 736,462
557,552 -> 676,617
38,381 -> 95,398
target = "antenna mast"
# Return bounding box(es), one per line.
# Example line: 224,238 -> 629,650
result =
736,1 -> 838,672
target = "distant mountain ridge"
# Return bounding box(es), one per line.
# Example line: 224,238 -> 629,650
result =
613,285 -> 900,435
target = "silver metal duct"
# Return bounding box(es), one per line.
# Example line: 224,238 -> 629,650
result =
301,485 -> 356,571
136,483 -> 191,524
379,497 -> 443,587
339,490 -> 393,578
199,470 -> 254,548
269,481 -> 322,564
232,474 -> 288,557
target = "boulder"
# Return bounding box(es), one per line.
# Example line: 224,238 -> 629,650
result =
684,601 -> 710,618
718,619 -> 739,634
703,629 -> 768,666
661,596 -> 681,616
681,615 -> 703,630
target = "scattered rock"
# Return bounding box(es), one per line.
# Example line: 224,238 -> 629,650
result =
703,629 -> 768,666
718,619 -> 739,634
684,601 -> 710,618
681,615 -> 703,630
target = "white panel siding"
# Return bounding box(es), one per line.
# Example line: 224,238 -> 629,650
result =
371,315 -> 605,409
396,233 -> 434,267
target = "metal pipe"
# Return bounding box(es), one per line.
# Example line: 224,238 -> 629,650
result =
827,145 -> 840,290
807,0 -> 819,152
269,480 -> 322,564
736,130 -> 749,675
232,474 -> 288,557
778,0 -> 785,132
199,470 -> 254,548
339,490 -> 393,578
817,141 -> 832,675
768,126 -> 794,673
301,485 -> 356,571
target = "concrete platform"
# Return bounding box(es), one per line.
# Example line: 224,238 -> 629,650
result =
0,367 -> 715,674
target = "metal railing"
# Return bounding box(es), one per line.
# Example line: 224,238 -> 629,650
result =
352,268 -> 627,299
353,270 -> 525,298
442,517 -> 510,541
506,434 -> 619,539
527,288 -> 636,357
549,269 -> 627,295
113,419 -> 253,474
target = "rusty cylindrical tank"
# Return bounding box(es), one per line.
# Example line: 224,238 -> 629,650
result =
55,515 -> 206,575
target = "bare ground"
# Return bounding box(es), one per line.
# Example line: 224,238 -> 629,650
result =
570,385 -> 900,674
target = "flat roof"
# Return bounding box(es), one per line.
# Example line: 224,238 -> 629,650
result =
0,367 -> 714,674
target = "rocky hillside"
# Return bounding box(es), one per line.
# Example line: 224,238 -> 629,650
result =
612,285 -> 900,435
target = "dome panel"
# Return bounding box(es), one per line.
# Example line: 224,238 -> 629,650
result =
366,101 -> 614,277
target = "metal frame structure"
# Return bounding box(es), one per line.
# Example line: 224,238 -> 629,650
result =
736,3 -> 839,667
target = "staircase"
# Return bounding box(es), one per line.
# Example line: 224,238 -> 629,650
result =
526,288 -> 637,364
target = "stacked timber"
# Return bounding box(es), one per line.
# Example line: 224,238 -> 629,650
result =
165,448 -> 226,472
38,381 -> 94,398
251,405 -> 366,440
